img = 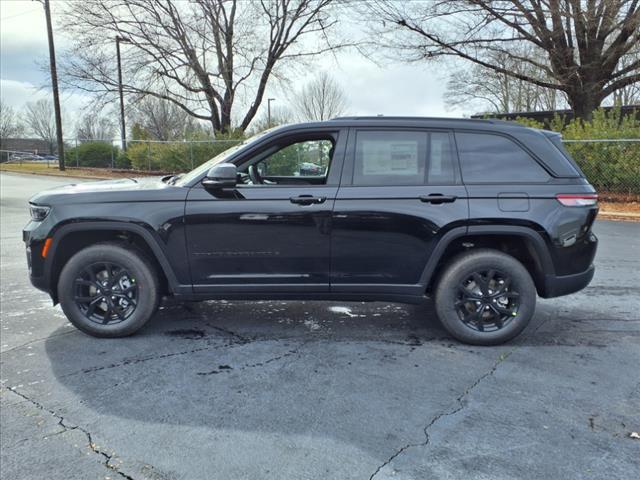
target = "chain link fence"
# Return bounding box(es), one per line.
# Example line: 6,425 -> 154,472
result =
563,139 -> 640,198
125,139 -> 241,172
2,138 -> 638,198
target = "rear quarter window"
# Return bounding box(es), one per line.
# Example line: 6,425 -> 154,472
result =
456,132 -> 550,183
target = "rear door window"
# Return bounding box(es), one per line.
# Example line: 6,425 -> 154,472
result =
456,132 -> 550,183
353,130 -> 456,185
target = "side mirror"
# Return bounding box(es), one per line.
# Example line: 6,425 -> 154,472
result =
202,163 -> 237,189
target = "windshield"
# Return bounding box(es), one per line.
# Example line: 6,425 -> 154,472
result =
174,127 -> 281,186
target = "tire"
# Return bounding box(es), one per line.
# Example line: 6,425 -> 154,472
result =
434,249 -> 536,346
58,243 -> 160,338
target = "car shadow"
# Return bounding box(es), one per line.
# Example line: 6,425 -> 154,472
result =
41,297 -> 630,458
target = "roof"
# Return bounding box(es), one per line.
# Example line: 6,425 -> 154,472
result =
281,116 -> 526,132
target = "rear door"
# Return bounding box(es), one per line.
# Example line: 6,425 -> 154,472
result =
331,128 -> 469,294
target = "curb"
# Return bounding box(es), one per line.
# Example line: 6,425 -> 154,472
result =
598,212 -> 640,222
0,169 -> 114,181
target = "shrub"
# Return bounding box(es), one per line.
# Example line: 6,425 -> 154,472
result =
66,142 -> 117,168
514,108 -> 640,195
127,140 -> 241,172
115,151 -> 131,169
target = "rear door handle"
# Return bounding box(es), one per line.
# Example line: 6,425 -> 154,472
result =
419,194 -> 457,204
290,195 -> 326,205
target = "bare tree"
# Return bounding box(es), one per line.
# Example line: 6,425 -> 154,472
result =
129,96 -> 200,140
61,0 -> 344,134
76,114 -> 116,142
609,46 -> 640,105
25,99 -> 57,154
0,101 -> 24,161
0,101 -> 24,141
445,49 -> 566,114
250,105 -> 293,133
365,0 -> 640,120
292,72 -> 348,121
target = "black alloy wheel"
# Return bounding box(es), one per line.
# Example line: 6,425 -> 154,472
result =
74,262 -> 138,325
434,249 -> 536,345
59,243 -> 159,337
455,269 -> 520,332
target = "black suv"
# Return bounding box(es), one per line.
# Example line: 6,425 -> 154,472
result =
24,117 -> 598,345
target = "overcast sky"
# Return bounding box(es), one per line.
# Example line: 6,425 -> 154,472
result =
0,0 -> 466,133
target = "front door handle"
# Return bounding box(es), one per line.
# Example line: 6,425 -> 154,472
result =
290,195 -> 327,206
419,194 -> 457,204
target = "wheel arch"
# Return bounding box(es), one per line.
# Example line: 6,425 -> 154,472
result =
421,225 -> 555,296
46,221 -> 181,303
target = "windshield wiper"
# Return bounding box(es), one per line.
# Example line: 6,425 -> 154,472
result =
167,174 -> 183,185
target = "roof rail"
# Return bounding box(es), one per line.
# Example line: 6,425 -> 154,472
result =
329,115 -> 517,125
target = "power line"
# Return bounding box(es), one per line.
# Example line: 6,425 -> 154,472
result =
0,7 -> 40,22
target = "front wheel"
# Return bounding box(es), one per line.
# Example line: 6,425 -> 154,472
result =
58,243 -> 160,337
434,249 -> 536,345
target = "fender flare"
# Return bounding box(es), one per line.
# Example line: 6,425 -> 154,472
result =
45,221 -> 182,294
419,224 -> 555,287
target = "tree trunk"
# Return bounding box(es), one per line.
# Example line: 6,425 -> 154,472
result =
220,102 -> 232,134
566,87 -> 603,122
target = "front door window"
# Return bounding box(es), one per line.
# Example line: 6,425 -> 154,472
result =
239,138 -> 334,185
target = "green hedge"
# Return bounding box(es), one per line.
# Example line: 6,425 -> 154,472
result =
65,142 -> 118,168
127,141 -> 240,172
514,109 -> 640,194
564,141 -> 640,195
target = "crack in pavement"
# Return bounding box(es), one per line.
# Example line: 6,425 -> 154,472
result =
197,337 -> 316,376
62,339 -> 245,377
368,311 -> 554,479
367,349 -> 514,480
0,329 -> 77,356
196,346 -> 302,376
6,387 -> 136,480
180,303 -> 253,344
58,323 -> 253,377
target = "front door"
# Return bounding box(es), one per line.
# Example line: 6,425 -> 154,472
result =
185,130 -> 345,293
331,128 -> 469,294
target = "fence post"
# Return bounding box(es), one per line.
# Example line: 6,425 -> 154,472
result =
75,139 -> 79,168
147,142 -> 151,171
111,144 -> 114,169
190,142 -> 194,169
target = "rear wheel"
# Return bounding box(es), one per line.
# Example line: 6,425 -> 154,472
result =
434,249 -> 536,345
58,243 -> 159,337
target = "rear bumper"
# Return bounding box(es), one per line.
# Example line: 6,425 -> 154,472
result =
541,264 -> 595,298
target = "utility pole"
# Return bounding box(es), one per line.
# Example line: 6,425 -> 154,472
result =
115,36 -> 129,152
43,0 -> 64,171
267,98 -> 275,128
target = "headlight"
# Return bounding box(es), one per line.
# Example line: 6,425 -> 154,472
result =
30,204 -> 51,222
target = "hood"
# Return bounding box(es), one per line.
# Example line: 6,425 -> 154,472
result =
29,176 -> 176,205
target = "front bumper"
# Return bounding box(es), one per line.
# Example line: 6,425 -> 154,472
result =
23,228 -> 51,295
541,264 -> 595,298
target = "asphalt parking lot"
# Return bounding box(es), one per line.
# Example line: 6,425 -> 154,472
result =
1,171 -> 639,480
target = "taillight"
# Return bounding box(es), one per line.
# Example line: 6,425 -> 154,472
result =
555,194 -> 598,207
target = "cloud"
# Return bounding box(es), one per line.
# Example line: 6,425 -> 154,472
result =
0,79 -> 47,107
1,78 -> 99,138
1,0 -> 466,128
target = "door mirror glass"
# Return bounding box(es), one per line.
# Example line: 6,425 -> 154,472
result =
202,163 -> 237,189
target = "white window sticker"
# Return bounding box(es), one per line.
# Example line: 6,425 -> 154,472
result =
362,140 -> 418,175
